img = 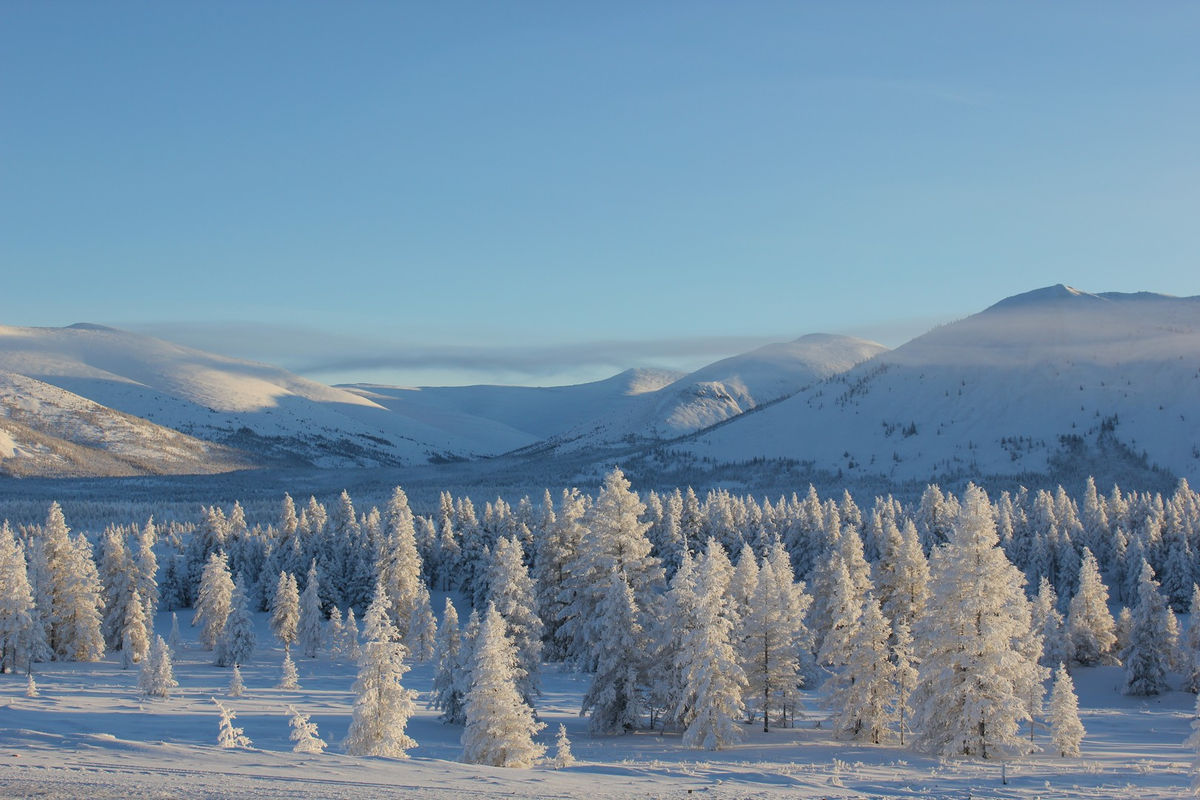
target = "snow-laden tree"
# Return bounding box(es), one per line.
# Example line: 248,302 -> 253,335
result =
651,550 -> 698,731
533,488 -> 584,661
376,486 -> 424,640
139,635 -> 177,699
215,575 -> 255,667
214,698 -> 253,749
431,597 -> 466,724
98,525 -> 134,650
485,536 -> 543,703
739,557 -> 806,732
1047,662 -> 1084,757
344,584 -> 417,757
51,534 -> 106,662
911,483 -> 1043,759
168,612 -> 181,652
1114,606 -> 1133,655
1123,559 -> 1175,696
269,572 -> 300,649
828,593 -> 895,743
279,649 -> 300,689
461,602 -> 546,767
892,618 -> 918,747
560,467 -> 663,672
679,541 -> 746,750
1032,578 -> 1073,668
1185,584 -> 1200,693
729,543 -> 759,624
328,606 -> 345,657
228,663 -> 246,697
1067,547 -> 1117,666
297,561 -> 324,659
192,552 -> 234,650
0,522 -> 44,673
288,705 -> 327,753
553,723 -> 575,768
876,518 -> 930,632
581,568 -> 647,734
816,554 -> 864,674
25,673 -> 38,698
121,586 -> 150,666
407,582 -> 437,663
133,518 -> 159,622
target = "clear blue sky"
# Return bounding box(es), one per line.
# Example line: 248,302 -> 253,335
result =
3,2 -> 1198,386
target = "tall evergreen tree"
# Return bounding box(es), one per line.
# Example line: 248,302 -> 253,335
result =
485,536 -> 543,703
297,561 -> 324,659
215,575 -> 255,667
1047,662 -> 1084,757
1122,560 -> 1175,696
192,551 -> 234,650
344,584 -> 418,757
0,522 -> 44,673
431,597 -> 466,724
581,568 -> 646,734
1067,547 -> 1117,666
269,571 -> 300,649
139,635 -> 177,699
828,594 -> 895,743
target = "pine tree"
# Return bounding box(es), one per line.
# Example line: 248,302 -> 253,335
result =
485,536 -> 543,703
679,542 -> 746,750
121,586 -> 150,665
892,619 -> 918,747
1032,578 -> 1073,668
739,558 -> 805,733
192,552 -> 234,650
0,522 -> 42,674
1067,547 -> 1117,666
269,572 -> 300,649
581,569 -> 646,734
229,663 -> 246,697
215,576 -> 255,667
1123,560 -> 1175,696
288,705 -> 327,753
911,484 -> 1043,759
431,597 -> 465,724
297,561 -> 324,659
25,673 -> 38,698
553,723 -> 575,768
98,525 -> 134,651
828,594 -> 895,744
279,649 -> 300,689
406,582 -> 437,663
139,635 -> 177,699
53,534 -> 106,662
1047,663 -> 1084,757
376,487 -> 425,642
168,612 -> 181,652
461,603 -> 546,767
328,606 -> 345,657
133,518 -> 159,623
344,584 -> 417,757
214,698 -> 253,748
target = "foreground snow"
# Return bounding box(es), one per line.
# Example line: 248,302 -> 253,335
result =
0,611 -> 1193,799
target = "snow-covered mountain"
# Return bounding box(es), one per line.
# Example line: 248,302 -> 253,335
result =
679,286 -> 1200,487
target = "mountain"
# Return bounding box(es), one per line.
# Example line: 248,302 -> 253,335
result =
0,324 -> 493,470
678,286 -> 1200,488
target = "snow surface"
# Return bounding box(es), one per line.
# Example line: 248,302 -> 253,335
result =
0,607 -> 1194,799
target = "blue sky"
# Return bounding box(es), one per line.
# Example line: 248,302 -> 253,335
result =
3,2 -> 1198,386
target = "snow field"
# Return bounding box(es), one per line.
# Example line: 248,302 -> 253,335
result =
0,608 -> 1195,799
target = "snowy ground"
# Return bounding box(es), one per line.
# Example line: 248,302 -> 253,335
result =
0,610 -> 1194,799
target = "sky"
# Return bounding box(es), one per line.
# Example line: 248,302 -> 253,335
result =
3,2 -> 1199,387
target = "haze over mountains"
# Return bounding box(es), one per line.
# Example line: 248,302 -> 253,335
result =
1,285 -> 1197,491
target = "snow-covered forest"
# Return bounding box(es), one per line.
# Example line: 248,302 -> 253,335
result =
3,469 -> 1200,797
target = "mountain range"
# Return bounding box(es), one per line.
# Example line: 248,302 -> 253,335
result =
1,285 -> 1197,491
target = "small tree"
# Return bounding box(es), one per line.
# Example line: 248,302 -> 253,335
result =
168,612 -> 181,652
553,723 -> 575,768
214,698 -> 253,748
229,663 -> 246,697
461,603 -> 546,767
139,635 -> 177,699
431,597 -> 465,724
215,576 -> 255,667
1047,663 -> 1084,757
279,649 -> 300,690
269,572 -> 300,649
25,673 -> 39,698
297,562 -> 324,659
288,705 -> 327,753
344,585 -> 417,757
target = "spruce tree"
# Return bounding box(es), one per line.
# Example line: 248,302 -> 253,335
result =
1123,560 -> 1175,696
344,584 -> 417,757
0,522 -> 43,674
739,558 -> 805,732
406,582 -> 437,663
297,561 -> 324,659
461,602 -> 546,767
1032,578 -> 1073,668
485,536 -> 543,703
581,569 -> 646,734
1067,547 -> 1117,666
215,575 -> 255,667
553,723 -> 575,768
192,552 -> 234,650
121,586 -> 150,665
139,635 -> 177,699
1047,662 -> 1084,757
269,572 -> 300,649
53,535 -> 106,662
278,649 -> 300,689
214,698 -> 253,749
288,705 -> 327,753
828,594 -> 895,744
431,597 -> 465,724
228,663 -> 246,697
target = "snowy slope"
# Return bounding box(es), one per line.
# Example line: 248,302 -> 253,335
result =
0,324 -> 497,468
541,334 -> 888,451
0,371 -> 249,477
682,286 -> 1200,485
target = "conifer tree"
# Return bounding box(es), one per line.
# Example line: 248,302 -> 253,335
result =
431,597 -> 466,724
828,594 -> 895,743
1067,547 -> 1117,666
533,488 -> 583,661
1123,560 -> 1175,696
25,673 -> 38,698
376,487 -> 424,640
278,649 -> 300,689
553,723 -> 575,768
168,612 -> 181,652
139,635 -> 177,699
652,550 -> 698,731
1114,606 -> 1133,655
739,558 -> 805,732
406,582 -> 437,663
344,584 -> 417,757
288,705 -> 327,753
344,608 -> 362,661
133,518 -> 159,622
1047,662 -> 1084,757
0,522 -> 43,674
214,698 -> 253,748
1033,578 -> 1073,667
121,586 -> 150,665
911,484 -> 1042,759
297,561 -> 324,659
269,572 -> 300,649
485,536 -> 543,702
679,541 -> 746,750
328,606 -> 345,657
229,663 -> 246,697
192,552 -> 234,650
215,575 -> 255,667
581,569 -> 646,734
876,518 -> 930,632
461,603 -> 546,767
1185,585 -> 1200,693
53,534 -> 106,662
892,618 -> 918,747
99,525 -> 134,651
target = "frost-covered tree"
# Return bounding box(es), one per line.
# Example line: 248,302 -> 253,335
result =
1032,578 -> 1073,668
431,597 -> 466,724
138,635 -> 177,699
828,594 -> 895,743
461,602 -> 546,767
192,552 -> 234,650
0,522 -> 44,673
1185,585 -> 1200,693
1047,662 -> 1084,757
816,554 -> 863,674
486,536 -> 542,702
651,550 -> 698,731
407,582 -> 437,663
121,586 -> 150,666
876,519 -> 930,632
911,484 -> 1042,759
1067,548 -> 1117,666
1123,560 -> 1175,696
729,543 -> 759,623
133,518 -> 159,622
51,534 -> 106,662
533,488 -> 584,661
892,618 -> 918,747
679,542 -> 745,750
168,612 -> 181,652
269,572 -> 300,649
215,576 -> 255,667
25,673 -> 38,698
1114,606 -> 1133,655
214,698 -> 253,749
376,487 -> 424,641
279,649 -> 299,689
328,606 -> 345,657
553,723 -> 575,768
297,561 -> 325,659
739,557 -> 806,732
98,525 -> 134,651
582,569 -> 646,734
344,584 -> 417,757
228,663 -> 246,697
288,705 -> 327,753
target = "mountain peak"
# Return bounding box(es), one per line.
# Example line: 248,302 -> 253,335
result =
984,284 -> 1104,312
65,322 -> 120,332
